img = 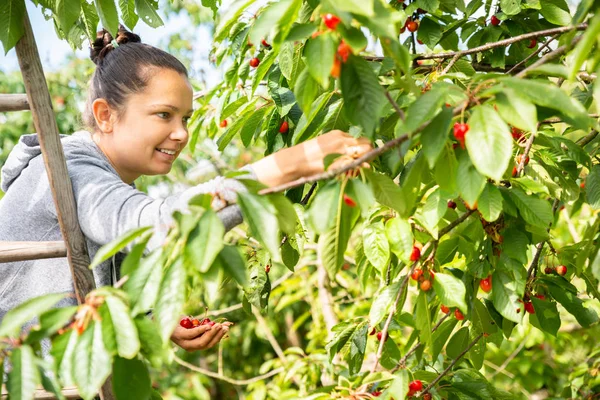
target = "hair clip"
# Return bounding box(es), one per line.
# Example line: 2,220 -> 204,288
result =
111,39 -> 119,48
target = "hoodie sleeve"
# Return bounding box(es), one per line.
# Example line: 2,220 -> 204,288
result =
64,153 -> 252,253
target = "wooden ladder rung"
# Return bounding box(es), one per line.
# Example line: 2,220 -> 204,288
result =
0,94 -> 29,112
0,241 -> 67,263
1,385 -> 81,399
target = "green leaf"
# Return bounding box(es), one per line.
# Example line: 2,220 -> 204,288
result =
218,245 -> 248,286
134,0 -> 163,28
495,89 -> 537,134
491,269 -> 523,323
586,165 -> 600,210
502,78 -> 592,130
385,217 -> 413,262
7,345 -> 40,400
446,326 -> 470,359
326,321 -> 357,361
104,296 -> 140,359
251,50 -> 277,95
466,105 -> 513,180
0,0 -> 25,54
305,32 -> 336,89
238,192 -> 282,263
369,282 -> 401,328
508,188 -> 553,228
386,369 -> 409,400
327,0 -> 374,16
80,2 -> 100,41
308,181 -> 340,234
248,0 -> 292,47
431,318 -> 458,361
456,151 -> 486,208
55,0 -> 81,33
362,220 -> 390,273
214,0 -> 257,44
422,105 -> 452,168
240,106 -> 268,147
419,187 -> 446,238
154,257 -> 186,343
0,293 -> 66,337
341,55 -> 386,137
365,170 -> 407,216
135,317 -> 164,368
118,0 -> 138,29
186,210 -> 225,273
415,291 -> 433,353
320,199 -> 358,279
472,298 -> 498,335
397,86 -> 447,136
268,81 -> 295,118
540,0 -> 571,25
113,356 -> 151,400
530,297 -> 560,336
244,263 -> 271,312
500,0 -> 521,15
95,0 -> 119,35
548,282 -> 599,327
347,323 -> 368,375
417,17 -> 443,48
294,68 -> 320,114
90,226 -> 152,269
26,306 -> 78,344
380,338 -> 401,370
478,183 -> 503,222
568,13 -> 600,80
124,249 -> 164,315
269,193 -> 297,236
278,41 -> 295,80
73,320 -> 112,400
432,272 -> 467,313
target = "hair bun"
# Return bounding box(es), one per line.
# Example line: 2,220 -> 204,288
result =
89,25 -> 142,65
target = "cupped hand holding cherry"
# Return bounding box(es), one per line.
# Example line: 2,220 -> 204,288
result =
171,314 -> 233,352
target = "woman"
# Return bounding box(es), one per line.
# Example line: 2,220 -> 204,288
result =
0,26 -> 371,352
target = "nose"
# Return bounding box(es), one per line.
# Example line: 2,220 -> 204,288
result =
170,123 -> 189,147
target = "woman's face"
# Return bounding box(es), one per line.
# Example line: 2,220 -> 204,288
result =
97,67 -> 193,184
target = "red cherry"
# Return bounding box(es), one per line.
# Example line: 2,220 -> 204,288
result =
527,38 -> 537,48
265,264 -> 271,273
535,294 -> 545,300
219,120 -> 228,128
556,265 -> 567,276
191,318 -> 201,327
455,309 -> 465,320
423,394 -> 432,400
420,279 -> 431,291
517,154 -> 530,166
406,20 -> 419,32
440,304 -> 450,314
261,39 -> 270,47
524,301 -> 535,314
337,41 -> 352,63
447,200 -> 457,209
249,57 -> 260,68
417,39 -> 423,45
200,318 -> 212,326
410,246 -> 421,262
512,166 -> 518,177
279,120 -> 289,133
409,380 -> 423,391
330,58 -> 341,78
453,123 -> 469,149
491,15 -> 500,26
180,317 -> 193,329
369,327 -> 377,336
323,13 -> 341,30
376,331 -> 387,342
372,391 -> 382,397
479,276 -> 492,293
411,268 -> 423,280
343,194 -> 356,207
516,307 -> 521,313
545,267 -> 554,274
581,181 -> 586,189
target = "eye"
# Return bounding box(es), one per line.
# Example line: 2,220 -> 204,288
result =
156,112 -> 170,119
183,116 -> 191,125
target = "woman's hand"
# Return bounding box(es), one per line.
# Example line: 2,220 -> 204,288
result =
170,321 -> 232,352
251,130 -> 372,187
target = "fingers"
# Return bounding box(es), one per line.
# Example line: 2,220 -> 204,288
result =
205,325 -> 229,348
172,324 -> 212,340
185,323 -> 225,350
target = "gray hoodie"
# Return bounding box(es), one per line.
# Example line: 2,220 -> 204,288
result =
0,131 -> 249,325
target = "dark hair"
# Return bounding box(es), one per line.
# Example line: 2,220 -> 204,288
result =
83,25 -> 189,129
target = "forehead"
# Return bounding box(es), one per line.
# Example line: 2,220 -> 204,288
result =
135,67 -> 193,105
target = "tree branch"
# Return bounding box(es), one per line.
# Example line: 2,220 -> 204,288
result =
506,34 -> 558,75
438,209 -> 476,238
526,199 -> 560,280
516,131 -> 536,176
385,90 -> 406,121
173,354 -> 284,386
515,35 -> 582,78
418,333 -> 484,397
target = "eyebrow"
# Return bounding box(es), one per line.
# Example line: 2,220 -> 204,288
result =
151,104 -> 194,114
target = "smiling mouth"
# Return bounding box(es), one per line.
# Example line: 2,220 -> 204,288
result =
156,148 -> 177,156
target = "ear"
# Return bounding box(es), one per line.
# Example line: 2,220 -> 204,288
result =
92,99 -> 116,133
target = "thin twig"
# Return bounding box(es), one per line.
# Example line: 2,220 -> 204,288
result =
418,333 -> 484,397
526,199 -> 560,280
417,24 -> 587,61
506,34 -> 558,75
577,129 -> 599,146
438,209 -> 476,238
252,306 -> 287,364
385,90 -> 406,121
301,182 -> 318,205
440,54 -> 461,76
173,354 -> 284,385
490,334 -> 529,378
516,131 -> 536,176
516,35 -> 583,79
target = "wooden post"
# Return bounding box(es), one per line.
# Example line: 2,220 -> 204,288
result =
14,9 -> 116,400
0,94 -> 29,112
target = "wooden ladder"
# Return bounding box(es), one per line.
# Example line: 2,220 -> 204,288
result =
0,9 -> 115,400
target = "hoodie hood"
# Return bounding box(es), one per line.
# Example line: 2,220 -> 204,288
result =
0,132 -> 99,193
